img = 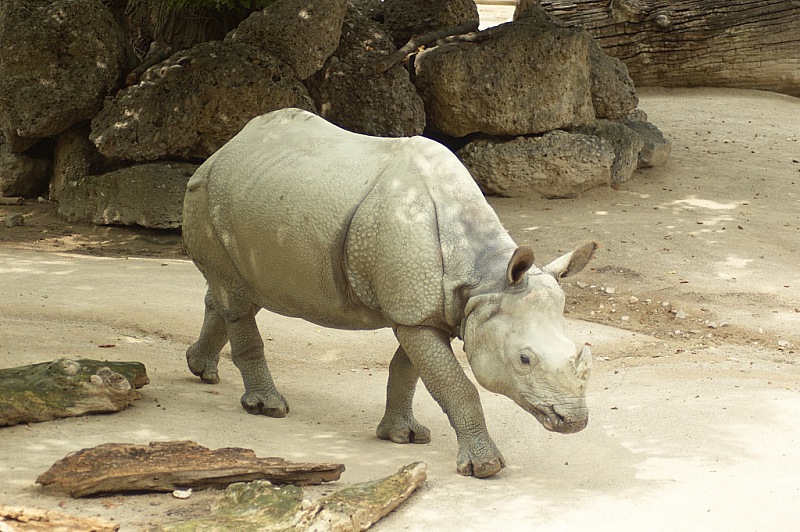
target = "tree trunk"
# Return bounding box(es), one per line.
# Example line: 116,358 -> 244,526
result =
124,0 -> 256,59
540,0 -> 800,96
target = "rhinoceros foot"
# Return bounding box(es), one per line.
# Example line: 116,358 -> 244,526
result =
186,346 -> 220,384
376,416 -> 432,444
241,390 -> 289,418
456,438 -> 506,478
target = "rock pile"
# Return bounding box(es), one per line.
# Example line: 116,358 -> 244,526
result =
0,0 -> 669,227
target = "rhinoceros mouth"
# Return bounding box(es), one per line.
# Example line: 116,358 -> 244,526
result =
521,399 -> 588,434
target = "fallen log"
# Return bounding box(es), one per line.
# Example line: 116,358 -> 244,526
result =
539,0 -> 800,96
161,462 -> 427,532
0,197 -> 24,205
36,441 -> 345,497
0,358 -> 148,427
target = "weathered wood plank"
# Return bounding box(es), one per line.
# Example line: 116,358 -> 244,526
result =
0,505 -> 119,531
311,461 -> 428,531
539,0 -> 800,96
161,462 -> 427,532
0,358 -> 148,426
36,441 -> 345,497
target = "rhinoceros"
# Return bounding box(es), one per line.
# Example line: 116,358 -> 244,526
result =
182,108 -> 596,478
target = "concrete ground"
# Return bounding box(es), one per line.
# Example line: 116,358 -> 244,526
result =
1,86 -> 800,530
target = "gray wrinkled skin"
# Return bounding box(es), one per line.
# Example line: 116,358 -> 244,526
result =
182,108 -> 596,478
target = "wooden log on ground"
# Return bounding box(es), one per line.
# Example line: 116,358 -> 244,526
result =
539,0 -> 800,96
0,504 -> 119,531
36,441 -> 345,497
161,462 -> 427,532
310,461 -> 428,531
0,358 -> 148,427
0,196 -> 24,205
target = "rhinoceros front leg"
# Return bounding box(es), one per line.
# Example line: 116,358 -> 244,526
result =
395,325 -> 505,478
376,345 -> 432,444
226,309 -> 289,418
186,290 -> 228,384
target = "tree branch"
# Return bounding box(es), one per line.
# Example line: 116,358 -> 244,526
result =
375,21 -> 480,74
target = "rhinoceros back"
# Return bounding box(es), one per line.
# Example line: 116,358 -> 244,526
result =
184,109 -> 425,328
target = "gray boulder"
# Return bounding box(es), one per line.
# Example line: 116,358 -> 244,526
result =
458,131 -> 614,198
58,163 -> 197,228
589,40 -> 639,119
622,119 -> 672,168
226,0 -> 349,81
305,4 -> 426,137
0,0 -> 134,144
383,0 -> 479,48
51,124 -> 105,202
414,11 -> 595,137
0,138 -> 51,198
574,120 -> 645,185
90,41 -> 314,162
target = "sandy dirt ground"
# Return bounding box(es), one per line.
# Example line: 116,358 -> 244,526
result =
1,85 -> 800,530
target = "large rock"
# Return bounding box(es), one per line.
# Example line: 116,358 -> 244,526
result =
0,0 -> 134,143
383,0 -> 479,47
58,163 -> 197,228
589,39 -> 638,119
574,120 -> 645,184
226,0 -> 349,81
458,131 -> 614,198
305,4 -> 426,137
51,124 -> 104,202
0,139 -> 52,198
90,42 -> 314,162
622,119 -> 672,168
414,10 -> 595,137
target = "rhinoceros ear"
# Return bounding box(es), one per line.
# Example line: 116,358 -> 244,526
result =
543,242 -> 598,280
507,246 -> 535,286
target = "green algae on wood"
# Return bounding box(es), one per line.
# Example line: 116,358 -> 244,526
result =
160,462 -> 427,531
0,358 -> 148,426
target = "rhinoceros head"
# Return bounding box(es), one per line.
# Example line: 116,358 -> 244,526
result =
463,242 -> 597,434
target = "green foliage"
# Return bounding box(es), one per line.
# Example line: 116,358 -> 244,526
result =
167,0 -> 273,12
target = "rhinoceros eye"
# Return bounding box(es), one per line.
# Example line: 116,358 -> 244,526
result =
520,354 -> 531,365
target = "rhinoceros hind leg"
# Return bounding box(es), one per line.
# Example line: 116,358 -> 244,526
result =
226,309 -> 289,418
186,289 -> 228,384
395,325 -> 506,478
377,345 -> 431,444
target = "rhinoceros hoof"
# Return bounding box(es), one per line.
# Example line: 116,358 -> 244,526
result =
376,417 -> 432,444
241,391 -> 289,418
186,347 -> 220,384
457,444 -> 506,478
